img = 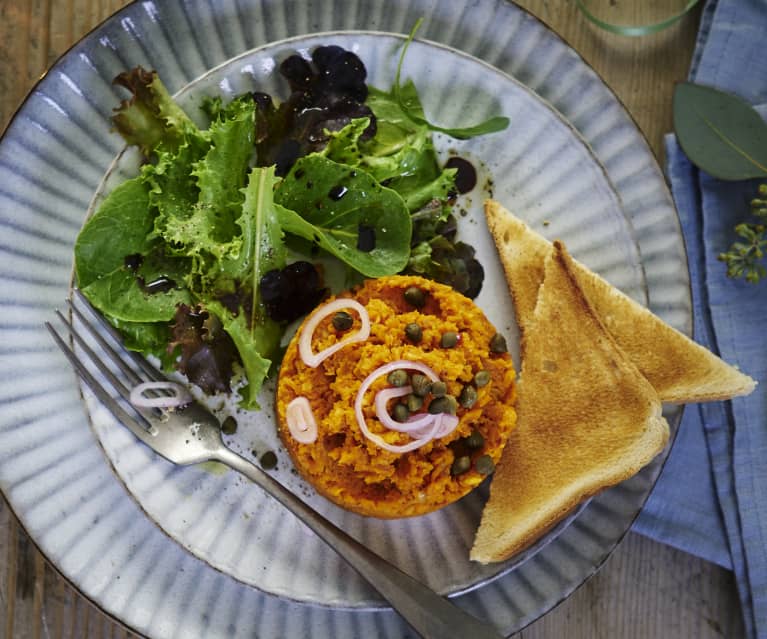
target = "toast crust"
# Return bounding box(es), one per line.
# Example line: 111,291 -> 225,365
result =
484,200 -> 756,402
470,242 -> 669,563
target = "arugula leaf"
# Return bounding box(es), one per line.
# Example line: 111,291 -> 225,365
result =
274,154 -> 411,277
391,19 -> 509,140
206,300 -> 277,410
239,166 -> 287,316
324,110 -> 456,212
674,83 -> 767,180
206,166 -> 287,408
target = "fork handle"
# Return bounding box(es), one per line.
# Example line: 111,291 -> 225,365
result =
213,446 -> 505,639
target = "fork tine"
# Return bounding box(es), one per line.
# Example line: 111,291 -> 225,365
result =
45,321 -> 153,443
72,288 -> 166,382
65,302 -> 143,387
54,310 -> 134,400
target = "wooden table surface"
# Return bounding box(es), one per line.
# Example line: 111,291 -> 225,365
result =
0,1 -> 746,638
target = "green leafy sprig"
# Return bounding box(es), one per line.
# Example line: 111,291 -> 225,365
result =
394,19 -> 509,139
717,185 -> 767,283
673,82 -> 767,283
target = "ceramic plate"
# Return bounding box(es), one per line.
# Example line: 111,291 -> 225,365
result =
0,1 -> 688,637
83,30 -> 646,608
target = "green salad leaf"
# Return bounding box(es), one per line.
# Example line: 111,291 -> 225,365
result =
75,79 -> 288,407
324,100 -> 457,213
75,177 -> 155,288
75,32 -> 510,407
274,154 -> 411,277
112,68 -> 201,156
391,19 -> 510,140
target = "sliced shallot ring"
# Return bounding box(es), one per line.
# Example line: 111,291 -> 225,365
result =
362,413 -> 445,455
286,396 -> 318,444
299,298 -> 370,368
374,385 -> 433,433
130,381 -> 192,409
355,360 -> 456,453
409,413 -> 460,439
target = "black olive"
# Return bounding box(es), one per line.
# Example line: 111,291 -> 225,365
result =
445,157 -> 477,194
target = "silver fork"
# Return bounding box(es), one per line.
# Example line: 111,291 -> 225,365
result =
46,290 -> 505,639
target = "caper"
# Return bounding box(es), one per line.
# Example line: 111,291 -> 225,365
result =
430,380 -> 447,397
404,286 -> 426,308
332,311 -> 354,331
451,455 -> 471,476
221,416 -> 238,435
429,394 -> 457,415
392,403 -> 410,423
387,369 -> 409,387
475,454 -> 495,475
440,331 -> 458,348
405,322 -> 423,343
406,394 -> 424,412
411,374 -> 432,397
259,451 -> 278,470
459,385 -> 478,408
474,370 -> 491,387
465,430 -> 485,449
489,333 -> 508,353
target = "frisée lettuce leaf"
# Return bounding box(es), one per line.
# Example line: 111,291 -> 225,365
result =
74,73 -> 287,408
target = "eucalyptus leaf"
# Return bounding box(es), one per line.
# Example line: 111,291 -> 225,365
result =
674,82 -> 767,180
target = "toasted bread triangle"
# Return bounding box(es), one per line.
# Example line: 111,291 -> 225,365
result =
484,200 -> 756,402
470,242 -> 670,563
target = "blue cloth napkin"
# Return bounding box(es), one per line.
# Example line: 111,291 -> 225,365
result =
632,2 -> 767,637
